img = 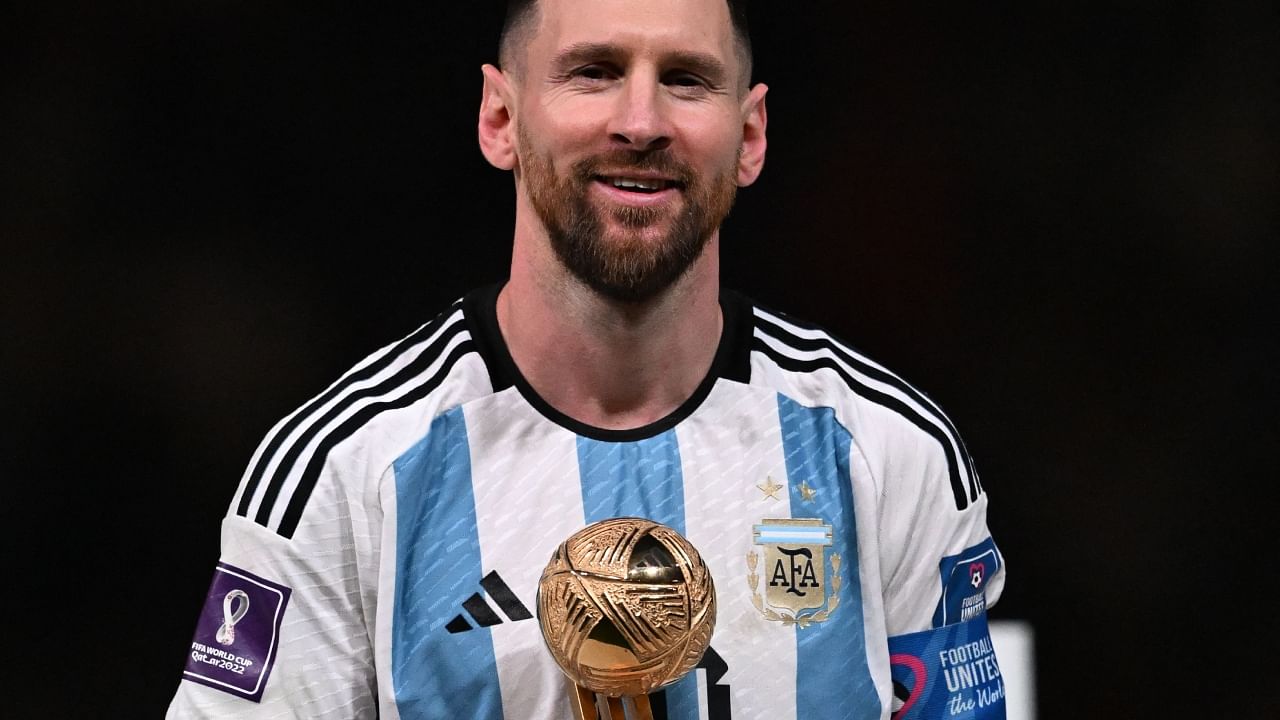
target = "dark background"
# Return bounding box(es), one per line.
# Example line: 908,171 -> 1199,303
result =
4,1 -> 1277,717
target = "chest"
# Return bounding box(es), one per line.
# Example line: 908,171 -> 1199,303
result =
386,388 -> 884,719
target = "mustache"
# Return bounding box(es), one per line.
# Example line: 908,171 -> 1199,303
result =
572,150 -> 694,186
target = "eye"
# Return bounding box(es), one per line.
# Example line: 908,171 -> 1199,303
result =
666,72 -> 704,87
572,64 -> 617,82
663,71 -> 716,94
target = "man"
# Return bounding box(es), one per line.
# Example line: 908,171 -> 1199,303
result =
168,1 -> 1006,718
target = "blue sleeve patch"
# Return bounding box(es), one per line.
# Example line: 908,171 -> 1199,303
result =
932,537 -> 1001,628
888,613 -> 1006,719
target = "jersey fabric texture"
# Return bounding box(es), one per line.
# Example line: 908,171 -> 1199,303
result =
167,284 -> 1005,720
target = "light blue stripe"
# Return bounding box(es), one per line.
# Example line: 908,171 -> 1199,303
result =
576,431 -> 699,719
777,394 -> 880,719
392,407 -> 503,719
754,529 -> 833,544
577,432 -> 687,534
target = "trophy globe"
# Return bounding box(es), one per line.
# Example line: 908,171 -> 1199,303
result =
537,517 -> 716,710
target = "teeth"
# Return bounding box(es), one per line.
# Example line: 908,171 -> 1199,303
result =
611,178 -> 663,190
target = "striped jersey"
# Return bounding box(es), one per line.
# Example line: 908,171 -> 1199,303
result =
167,284 -> 1006,720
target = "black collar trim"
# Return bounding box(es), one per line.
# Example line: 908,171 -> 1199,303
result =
463,283 -> 752,442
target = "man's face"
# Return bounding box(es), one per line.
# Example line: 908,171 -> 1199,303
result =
511,0 -> 753,302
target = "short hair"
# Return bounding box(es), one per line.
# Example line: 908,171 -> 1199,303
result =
499,0 -> 753,87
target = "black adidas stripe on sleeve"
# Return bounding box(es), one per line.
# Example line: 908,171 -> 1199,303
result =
237,307 -> 471,538
752,310 -> 981,510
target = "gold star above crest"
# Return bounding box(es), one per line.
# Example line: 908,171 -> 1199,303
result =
798,481 -> 817,503
757,476 -> 784,501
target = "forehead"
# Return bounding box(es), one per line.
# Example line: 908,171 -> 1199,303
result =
529,0 -> 736,65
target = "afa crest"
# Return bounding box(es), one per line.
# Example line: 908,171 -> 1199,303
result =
746,518 -> 842,627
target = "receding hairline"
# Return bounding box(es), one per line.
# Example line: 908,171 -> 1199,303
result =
498,0 -> 754,88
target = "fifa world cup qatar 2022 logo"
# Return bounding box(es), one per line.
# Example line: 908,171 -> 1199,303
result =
216,589 -> 250,645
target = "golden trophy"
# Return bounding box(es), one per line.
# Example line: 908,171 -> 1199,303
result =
537,518 -> 716,720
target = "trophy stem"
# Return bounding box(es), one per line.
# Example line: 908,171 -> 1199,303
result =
570,685 -> 596,720
567,684 -> 654,720
630,693 -> 654,718
603,696 -> 627,720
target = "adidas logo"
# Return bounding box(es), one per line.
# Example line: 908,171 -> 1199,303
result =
445,571 -> 533,634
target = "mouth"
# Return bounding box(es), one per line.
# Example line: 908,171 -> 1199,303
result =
593,175 -> 683,195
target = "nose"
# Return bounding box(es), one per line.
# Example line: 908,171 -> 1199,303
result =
607,74 -> 672,151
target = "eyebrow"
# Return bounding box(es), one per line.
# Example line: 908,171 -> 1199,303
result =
550,41 -> 729,82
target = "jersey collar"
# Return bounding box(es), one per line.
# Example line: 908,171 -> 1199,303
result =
463,282 -> 752,442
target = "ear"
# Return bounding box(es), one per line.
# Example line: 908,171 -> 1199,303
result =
478,64 -> 517,171
736,83 -> 768,187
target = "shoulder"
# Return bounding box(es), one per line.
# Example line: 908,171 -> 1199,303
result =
230,292 -> 497,538
738,295 -> 983,511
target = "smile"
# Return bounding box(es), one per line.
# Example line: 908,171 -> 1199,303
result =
595,176 -> 682,194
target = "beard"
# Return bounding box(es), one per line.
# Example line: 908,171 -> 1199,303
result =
520,129 -> 739,304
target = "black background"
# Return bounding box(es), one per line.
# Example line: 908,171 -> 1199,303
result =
4,1 -> 1277,717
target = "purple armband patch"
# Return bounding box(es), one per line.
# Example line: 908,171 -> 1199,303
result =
181,562 -> 291,702
889,613 -> 1006,719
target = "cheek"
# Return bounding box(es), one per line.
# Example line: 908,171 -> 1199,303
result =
688,136 -> 743,178
520,123 -> 597,177
677,112 -> 744,171
531,99 -> 609,149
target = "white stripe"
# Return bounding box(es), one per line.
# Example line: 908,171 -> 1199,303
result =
676,381 -> 798,720
374,458 -> 404,720
465,389 -> 587,720
263,322 -> 472,532
696,669 -> 709,720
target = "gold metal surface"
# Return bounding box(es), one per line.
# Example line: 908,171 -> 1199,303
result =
537,517 -> 717,704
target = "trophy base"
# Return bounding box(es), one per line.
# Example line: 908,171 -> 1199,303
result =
570,684 -> 654,720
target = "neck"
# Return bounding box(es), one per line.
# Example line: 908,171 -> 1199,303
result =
497,215 -> 723,431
